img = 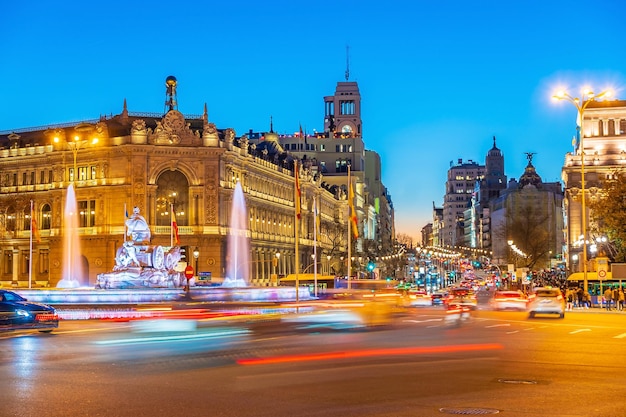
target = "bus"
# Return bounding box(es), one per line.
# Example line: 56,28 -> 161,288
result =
334,278 -> 399,291
567,271 -> 624,305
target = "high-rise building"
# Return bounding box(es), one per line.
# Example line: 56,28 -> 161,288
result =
464,137 -> 507,250
442,159 -> 486,246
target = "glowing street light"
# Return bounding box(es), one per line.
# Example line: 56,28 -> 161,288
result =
54,134 -> 99,183
552,88 -> 611,292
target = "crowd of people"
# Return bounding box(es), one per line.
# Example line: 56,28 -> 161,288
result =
486,266 -> 626,311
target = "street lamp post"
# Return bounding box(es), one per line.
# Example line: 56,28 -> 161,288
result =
54,135 -> 99,183
193,247 -> 199,277
553,88 -> 610,293
275,252 -> 281,286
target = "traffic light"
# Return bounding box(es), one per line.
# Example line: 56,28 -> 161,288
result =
367,261 -> 375,272
179,246 -> 187,263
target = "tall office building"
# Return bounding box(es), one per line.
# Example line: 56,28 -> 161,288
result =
442,159 -> 485,246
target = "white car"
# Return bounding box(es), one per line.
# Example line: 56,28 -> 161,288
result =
406,290 -> 432,307
491,290 -> 528,311
528,287 -> 565,318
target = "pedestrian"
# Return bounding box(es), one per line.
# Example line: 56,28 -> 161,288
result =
576,287 -> 584,309
613,287 -> 620,311
566,289 -> 574,311
604,286 -> 613,311
619,288 -> 625,311
584,290 -> 591,309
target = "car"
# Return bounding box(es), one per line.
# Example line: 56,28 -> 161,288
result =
527,287 -> 565,318
491,290 -> 528,311
0,290 -> 59,332
445,287 -> 478,310
431,291 -> 449,306
406,289 -> 433,307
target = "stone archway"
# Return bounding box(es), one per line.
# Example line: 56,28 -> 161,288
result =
155,170 -> 190,226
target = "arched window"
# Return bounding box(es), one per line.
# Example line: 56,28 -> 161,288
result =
6,206 -> 16,232
42,204 -> 51,229
156,170 -> 189,226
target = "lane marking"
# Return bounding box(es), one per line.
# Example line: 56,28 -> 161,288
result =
404,319 -> 443,323
614,333 -> 626,339
569,329 -> 591,334
485,324 -> 510,328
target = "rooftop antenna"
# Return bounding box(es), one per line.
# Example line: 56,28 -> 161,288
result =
345,45 -> 350,81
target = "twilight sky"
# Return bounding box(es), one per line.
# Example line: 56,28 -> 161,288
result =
2,0 -> 625,244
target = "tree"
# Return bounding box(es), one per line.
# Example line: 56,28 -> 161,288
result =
396,233 -> 413,249
493,202 -> 553,270
589,173 -> 626,262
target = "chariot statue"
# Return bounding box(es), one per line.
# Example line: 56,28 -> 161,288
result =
96,207 -> 182,289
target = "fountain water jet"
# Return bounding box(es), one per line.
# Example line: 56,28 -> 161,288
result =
57,183 -> 83,288
222,181 -> 250,287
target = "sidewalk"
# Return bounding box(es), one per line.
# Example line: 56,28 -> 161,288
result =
566,306 -> 626,313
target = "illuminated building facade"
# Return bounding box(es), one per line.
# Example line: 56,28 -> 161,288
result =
561,99 -> 626,271
0,77 -> 350,288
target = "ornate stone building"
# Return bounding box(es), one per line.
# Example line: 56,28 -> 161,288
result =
562,99 -> 626,271
0,77 -> 349,288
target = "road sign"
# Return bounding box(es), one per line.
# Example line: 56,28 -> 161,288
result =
597,256 -> 609,280
184,265 -> 194,279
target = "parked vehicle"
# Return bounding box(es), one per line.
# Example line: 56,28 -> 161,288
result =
0,290 -> 59,332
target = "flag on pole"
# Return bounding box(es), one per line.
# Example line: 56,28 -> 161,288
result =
31,202 -> 41,243
172,207 -> 181,245
349,181 -> 359,239
299,124 -> 304,140
295,162 -> 301,220
314,196 -> 321,236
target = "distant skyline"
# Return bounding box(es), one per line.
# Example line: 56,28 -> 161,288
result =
2,0 -> 625,244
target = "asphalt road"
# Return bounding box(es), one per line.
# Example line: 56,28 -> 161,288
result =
1,307 -> 625,417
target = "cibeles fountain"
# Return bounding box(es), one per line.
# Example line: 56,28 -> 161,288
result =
24,182 -> 309,305
95,207 -> 183,289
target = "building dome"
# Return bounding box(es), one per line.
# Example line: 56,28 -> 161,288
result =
519,161 -> 542,188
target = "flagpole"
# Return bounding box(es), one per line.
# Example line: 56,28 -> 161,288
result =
124,203 -> 128,243
294,160 -> 300,303
347,166 -> 352,290
170,203 -> 174,247
123,203 -> 127,243
313,195 -> 318,297
29,200 -> 34,289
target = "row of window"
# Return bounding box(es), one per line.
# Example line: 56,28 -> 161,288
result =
3,170 -> 53,187
282,143 -> 354,153
2,200 -> 96,231
1,165 -> 98,187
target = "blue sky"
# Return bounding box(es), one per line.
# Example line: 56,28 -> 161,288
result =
2,0 -> 625,244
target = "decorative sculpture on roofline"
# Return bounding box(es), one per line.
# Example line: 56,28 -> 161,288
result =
95,207 -> 183,289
